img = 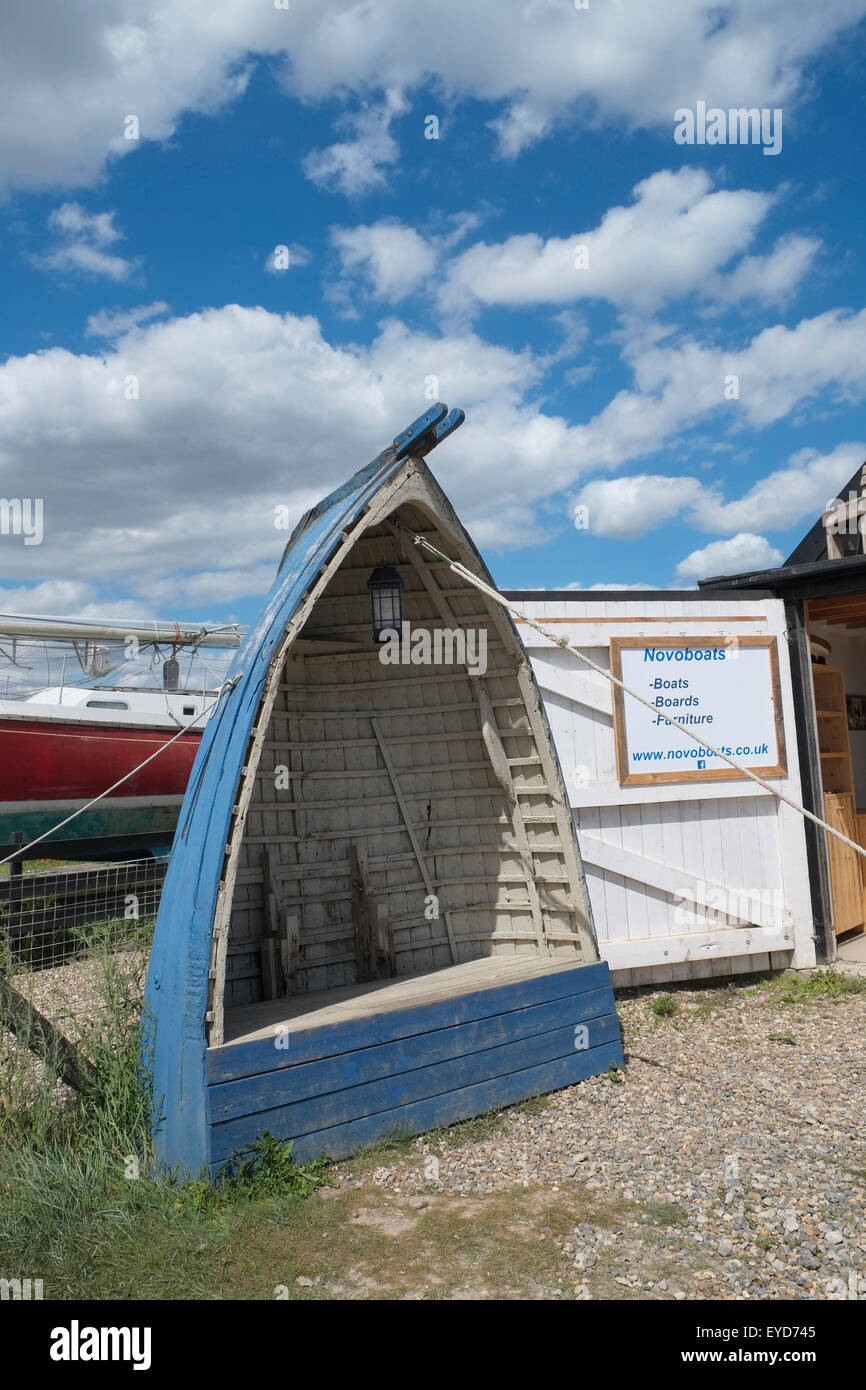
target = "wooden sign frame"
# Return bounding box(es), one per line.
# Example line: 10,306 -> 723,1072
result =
610,635 -> 788,786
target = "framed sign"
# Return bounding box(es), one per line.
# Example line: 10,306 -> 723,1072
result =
610,636 -> 787,786
847,694 -> 866,731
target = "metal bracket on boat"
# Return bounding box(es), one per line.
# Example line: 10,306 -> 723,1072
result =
391,403 -> 465,461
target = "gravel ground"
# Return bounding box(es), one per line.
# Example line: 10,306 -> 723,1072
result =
1,949 -> 146,1100
4,955 -> 864,1300
340,980 -> 866,1300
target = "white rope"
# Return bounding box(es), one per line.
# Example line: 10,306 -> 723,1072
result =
0,676 -> 239,867
405,528 -> 866,863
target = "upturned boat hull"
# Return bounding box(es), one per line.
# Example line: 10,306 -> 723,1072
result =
144,405 -> 622,1179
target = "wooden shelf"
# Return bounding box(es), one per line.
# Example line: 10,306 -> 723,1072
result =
811,650 -> 864,932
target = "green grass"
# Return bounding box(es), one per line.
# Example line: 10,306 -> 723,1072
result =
768,969 -> 866,1004
3,913 -> 155,972
650,994 -> 678,1018
0,936 -> 330,1298
0,858 -> 79,879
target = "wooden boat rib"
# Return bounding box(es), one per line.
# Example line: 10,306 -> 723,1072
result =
144,405 -> 621,1177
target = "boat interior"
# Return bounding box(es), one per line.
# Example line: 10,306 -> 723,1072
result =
209,497 -> 594,1048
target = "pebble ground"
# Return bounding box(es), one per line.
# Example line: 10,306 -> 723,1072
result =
341,978 -> 866,1300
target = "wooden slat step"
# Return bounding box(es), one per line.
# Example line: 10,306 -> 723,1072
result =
269,697 -> 525,722
275,673 -> 518,694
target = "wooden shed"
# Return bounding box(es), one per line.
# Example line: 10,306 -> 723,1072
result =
701,459 -> 866,959
144,406 -> 621,1178
506,588 -> 818,988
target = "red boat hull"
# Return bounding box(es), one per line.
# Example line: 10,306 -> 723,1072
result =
0,718 -> 201,802
0,717 -> 202,847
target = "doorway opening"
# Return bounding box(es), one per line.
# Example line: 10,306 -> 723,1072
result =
806,595 -> 866,938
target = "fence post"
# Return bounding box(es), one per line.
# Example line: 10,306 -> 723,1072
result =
8,830 -> 24,943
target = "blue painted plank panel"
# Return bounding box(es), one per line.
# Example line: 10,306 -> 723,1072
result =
209,987 -> 614,1123
211,1038 -> 623,1172
208,961 -> 613,1083
208,1012 -> 620,1164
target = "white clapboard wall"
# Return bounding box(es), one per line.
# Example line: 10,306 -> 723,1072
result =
513,593 -> 817,988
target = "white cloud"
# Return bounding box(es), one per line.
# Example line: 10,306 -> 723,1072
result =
86,301 -> 168,338
328,169 -> 813,320
141,566 -> 281,608
439,169 -> 804,315
575,474 -> 708,539
574,442 -> 866,541
489,100 -> 553,158
0,305 -> 590,606
6,302 -> 866,610
302,91 -> 406,196
704,234 -> 821,307
49,203 -> 118,244
263,243 -> 312,275
675,533 -> 783,583
2,2 -> 866,191
328,212 -> 485,309
0,579 -> 97,615
33,202 -> 135,281
700,441 -> 866,533
563,580 -> 652,591
331,220 -> 438,302
566,309 -> 866,475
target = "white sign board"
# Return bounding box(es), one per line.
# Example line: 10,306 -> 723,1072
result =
610,636 -> 786,785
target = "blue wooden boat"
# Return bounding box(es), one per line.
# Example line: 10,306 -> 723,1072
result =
143,405 -> 622,1178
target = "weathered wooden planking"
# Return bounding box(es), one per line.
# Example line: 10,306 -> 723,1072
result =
222,503 -> 591,1007
211,1036 -> 622,1171
222,954 -> 589,1043
210,959 -> 611,1081
209,985 -> 614,1122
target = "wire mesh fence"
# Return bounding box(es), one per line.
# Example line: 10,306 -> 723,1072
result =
0,857 -> 165,973
0,856 -> 162,1114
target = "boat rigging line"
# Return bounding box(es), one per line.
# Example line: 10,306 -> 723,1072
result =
394,520 -> 866,865
8,525 -> 866,872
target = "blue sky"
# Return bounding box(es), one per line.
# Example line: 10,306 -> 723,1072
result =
4,1 -> 866,628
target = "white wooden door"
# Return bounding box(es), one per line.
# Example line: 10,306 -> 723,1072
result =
514,594 -> 816,986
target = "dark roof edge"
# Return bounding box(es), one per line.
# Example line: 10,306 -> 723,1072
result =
699,553 -> 866,591
784,457 -> 866,567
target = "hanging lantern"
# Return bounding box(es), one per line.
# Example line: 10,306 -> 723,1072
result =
163,656 -> 180,691
367,565 -> 404,642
